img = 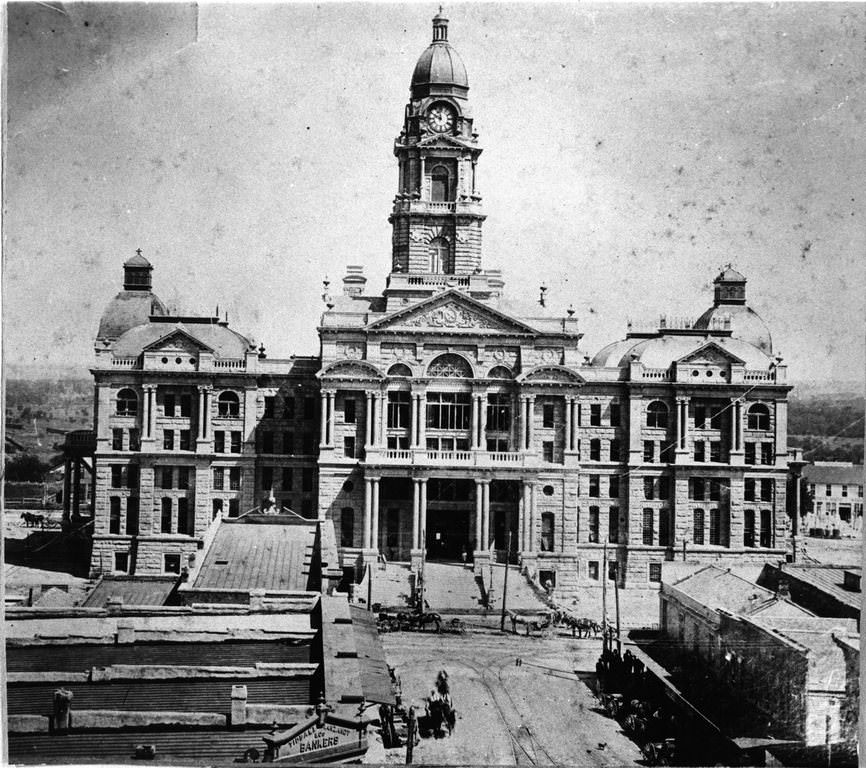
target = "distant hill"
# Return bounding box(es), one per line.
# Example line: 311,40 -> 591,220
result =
788,390 -> 864,464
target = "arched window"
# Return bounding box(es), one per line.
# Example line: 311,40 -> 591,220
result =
427,353 -> 473,378
428,237 -> 453,274
647,401 -> 669,428
747,403 -> 770,431
116,388 -> 138,416
430,165 -> 451,202
487,366 -> 512,379
217,391 -> 240,417
340,507 -> 354,548
387,363 -> 412,377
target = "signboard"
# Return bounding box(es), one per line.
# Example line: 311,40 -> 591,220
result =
264,714 -> 368,764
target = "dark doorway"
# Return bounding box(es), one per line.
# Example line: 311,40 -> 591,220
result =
426,507 -> 470,561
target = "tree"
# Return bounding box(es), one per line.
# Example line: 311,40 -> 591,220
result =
4,453 -> 50,482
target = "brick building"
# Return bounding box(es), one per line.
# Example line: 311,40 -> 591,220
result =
88,13 -> 793,592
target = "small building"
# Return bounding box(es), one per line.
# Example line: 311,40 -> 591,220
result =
802,461 -> 863,536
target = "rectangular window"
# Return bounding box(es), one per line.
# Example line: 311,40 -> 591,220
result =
649,563 -> 662,583
300,432 -> 315,454
112,429 -> 124,451
709,479 -> 722,501
588,561 -> 599,581
589,439 -> 601,461
610,403 -> 621,427
486,437 -> 509,452
179,430 -> 191,451
588,475 -> 600,498
694,404 -> 706,429
590,404 -> 602,426
164,394 -> 176,417
114,552 -> 129,573
161,498 -> 172,533
230,431 -> 242,453
693,509 -> 705,545
163,429 -> 174,451
283,432 -> 294,454
214,430 -> 225,453
542,402 -> 555,428
228,499 -> 240,517
262,431 -> 274,453
659,508 -> 671,546
744,478 -> 756,502
163,554 -> 181,575
608,561 -> 618,582
109,497 -> 121,534
609,475 -> 620,498
658,476 -> 670,500
487,394 -> 512,432
178,498 -> 192,536
160,466 -> 173,489
125,497 -> 139,535
541,513 -> 555,552
761,479 -> 773,502
303,396 -> 317,420
744,510 -> 756,547
710,441 -> 722,463
180,394 -> 191,417
760,442 -> 774,465
264,396 -> 276,419
111,465 -> 124,489
841,485 -> 848,498
745,442 -> 756,465
284,397 -> 296,419
213,467 -> 224,491
691,478 -> 705,501
127,465 -> 139,489
261,466 -> 273,490
344,398 -> 356,424
426,392 -> 472,430
609,439 -> 621,462
128,428 -> 140,452
212,499 -> 223,520
344,436 -> 356,459
709,406 -> 723,430
826,484 -> 833,496
387,392 -> 411,429
642,508 -> 654,545
644,440 -> 655,463
282,467 -> 293,490
177,467 -> 190,490
709,509 -> 721,545
608,507 -> 619,544
588,506 -> 599,543
542,441 -> 554,463
644,477 -> 655,500
760,509 -> 771,548
302,467 -> 314,492
694,440 -> 706,462
229,467 -> 241,490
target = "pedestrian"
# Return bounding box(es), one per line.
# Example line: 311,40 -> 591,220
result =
461,545 -> 468,567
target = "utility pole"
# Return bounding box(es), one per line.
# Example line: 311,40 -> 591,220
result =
500,530 -> 511,631
419,527 -> 426,612
602,541 -> 608,652
613,560 -> 621,655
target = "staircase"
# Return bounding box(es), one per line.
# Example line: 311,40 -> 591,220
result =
483,563 -> 550,612
420,562 -> 487,611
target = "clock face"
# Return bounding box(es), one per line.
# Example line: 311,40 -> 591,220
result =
427,104 -> 455,133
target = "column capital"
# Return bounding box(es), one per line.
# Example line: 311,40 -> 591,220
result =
365,474 -> 381,483
198,384 -> 213,394
676,395 -> 690,404
142,383 -> 157,392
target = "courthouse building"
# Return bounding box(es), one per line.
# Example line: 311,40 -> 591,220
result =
88,13 -> 792,591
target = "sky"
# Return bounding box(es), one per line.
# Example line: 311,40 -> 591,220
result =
5,2 -> 865,387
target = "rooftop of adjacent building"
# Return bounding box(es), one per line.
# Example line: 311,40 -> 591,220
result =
759,562 -> 862,614
803,461 -> 864,485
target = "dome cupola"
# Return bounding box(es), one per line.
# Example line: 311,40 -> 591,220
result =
411,11 -> 469,98
97,250 -> 168,343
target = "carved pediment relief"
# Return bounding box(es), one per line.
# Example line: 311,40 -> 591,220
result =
678,342 -> 745,366
336,342 -> 365,360
143,328 -> 213,355
319,360 -> 384,381
518,365 -> 584,385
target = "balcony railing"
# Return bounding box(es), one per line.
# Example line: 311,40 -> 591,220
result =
112,357 -> 139,368
642,368 -> 671,380
744,369 -> 776,382
377,449 -> 529,467
213,359 -> 247,370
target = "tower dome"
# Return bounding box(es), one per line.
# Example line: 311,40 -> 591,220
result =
411,12 -> 469,97
96,252 -> 168,342
694,266 -> 773,354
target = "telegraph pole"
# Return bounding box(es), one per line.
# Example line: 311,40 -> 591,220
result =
613,560 -> 621,655
602,541 -> 608,652
500,530 -> 511,631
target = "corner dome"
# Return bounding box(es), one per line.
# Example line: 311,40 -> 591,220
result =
97,290 -> 168,341
694,304 -> 773,355
411,13 -> 468,92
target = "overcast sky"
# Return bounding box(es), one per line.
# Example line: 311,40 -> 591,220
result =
5,2 -> 864,386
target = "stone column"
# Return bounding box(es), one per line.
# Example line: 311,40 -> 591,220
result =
364,477 -> 373,549
411,394 -> 419,448
482,480 -> 491,549
528,483 -> 537,552
418,392 -> 427,448
203,388 -> 211,439
474,481 -> 483,552
142,385 -> 151,439
521,482 -> 531,551
526,395 -> 536,450
327,391 -> 336,447
197,388 -> 205,439
419,479 -> 428,549
371,477 -> 380,552
518,395 -> 527,451
147,386 -> 157,440
365,392 -> 373,447
479,392 -> 488,448
413,479 -> 421,550
320,391 -> 328,447
377,392 -> 387,446
675,397 -> 690,461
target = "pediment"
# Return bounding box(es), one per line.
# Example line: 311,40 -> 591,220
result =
367,290 -> 536,335
142,327 -> 213,354
517,365 -> 585,385
678,342 -> 745,366
319,359 -> 384,381
418,133 -> 474,151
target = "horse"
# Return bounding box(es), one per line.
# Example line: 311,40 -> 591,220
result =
506,609 -> 552,636
20,512 -> 45,528
574,618 -> 601,638
412,611 -> 442,632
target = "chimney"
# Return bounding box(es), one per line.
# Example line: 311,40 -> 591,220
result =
231,685 -> 248,726
342,266 -> 367,296
776,578 -> 790,600
52,688 -> 73,731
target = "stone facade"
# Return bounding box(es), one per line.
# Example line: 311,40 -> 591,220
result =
88,14 -> 793,593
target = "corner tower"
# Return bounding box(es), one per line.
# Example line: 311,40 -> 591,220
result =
389,12 -> 485,280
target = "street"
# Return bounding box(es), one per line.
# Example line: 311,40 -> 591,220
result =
373,626 -> 643,766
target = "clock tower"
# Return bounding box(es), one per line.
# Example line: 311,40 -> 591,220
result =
387,12 -> 491,306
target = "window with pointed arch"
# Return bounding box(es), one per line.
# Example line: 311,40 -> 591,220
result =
428,237 -> 454,274
116,388 -> 138,416
430,165 -> 452,202
646,400 -> 669,428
